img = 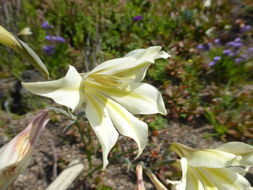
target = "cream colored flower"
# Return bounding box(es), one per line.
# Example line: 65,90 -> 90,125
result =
22,46 -> 170,168
0,25 -> 48,78
0,110 -> 49,190
18,27 -> 33,36
167,142 -> 253,190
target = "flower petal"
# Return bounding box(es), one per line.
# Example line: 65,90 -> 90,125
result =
86,80 -> 167,115
22,66 -> 84,111
85,92 -> 119,169
167,158 -> 188,190
0,111 -> 49,190
186,168 -> 205,190
90,91 -> 148,158
188,149 -> 237,168
217,142 -> 253,166
88,46 -> 170,82
199,167 -> 252,190
170,143 -> 237,168
106,96 -> 148,158
229,166 -> 250,176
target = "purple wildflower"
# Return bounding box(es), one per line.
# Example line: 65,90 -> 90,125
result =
248,47 -> 253,52
214,38 -> 220,44
208,61 -> 216,67
42,45 -> 55,55
208,56 -> 221,67
41,21 -> 53,29
226,41 -> 242,48
197,44 -> 205,49
207,43 -> 213,49
133,16 -> 143,21
241,25 -> 251,33
45,35 -> 65,43
235,57 -> 243,63
241,54 -> 248,59
223,49 -> 232,55
45,35 -> 54,41
54,36 -> 65,43
213,56 -> 221,62
197,44 -> 210,51
228,52 -> 235,57
234,37 -> 242,42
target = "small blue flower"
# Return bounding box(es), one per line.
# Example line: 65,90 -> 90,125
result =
45,35 -> 54,41
214,38 -> 220,44
42,45 -> 55,55
197,44 -> 205,49
241,25 -> 251,33
45,35 -> 65,43
208,61 -> 216,67
235,57 -> 243,63
241,54 -> 248,59
132,16 -> 143,21
207,43 -> 213,49
234,37 -> 242,42
213,56 -> 221,62
223,49 -> 232,55
208,56 -> 221,67
248,47 -> 253,52
196,44 -> 210,51
226,41 -> 242,48
54,36 -> 65,43
41,21 -> 53,29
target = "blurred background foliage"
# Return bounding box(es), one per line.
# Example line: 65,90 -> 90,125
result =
0,0 -> 253,141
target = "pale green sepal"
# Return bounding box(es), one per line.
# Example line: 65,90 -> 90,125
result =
16,38 -> 49,79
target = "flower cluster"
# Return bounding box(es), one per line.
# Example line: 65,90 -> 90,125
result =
197,25 -> 253,67
41,20 -> 65,55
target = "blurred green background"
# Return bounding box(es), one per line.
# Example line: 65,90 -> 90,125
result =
0,0 -> 253,140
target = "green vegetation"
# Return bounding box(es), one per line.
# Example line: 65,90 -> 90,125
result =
1,0 -> 253,140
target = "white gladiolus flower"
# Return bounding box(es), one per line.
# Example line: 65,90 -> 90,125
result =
18,27 -> 33,36
167,142 -> 253,190
0,110 -> 49,190
203,0 -> 211,8
22,46 -> 170,168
